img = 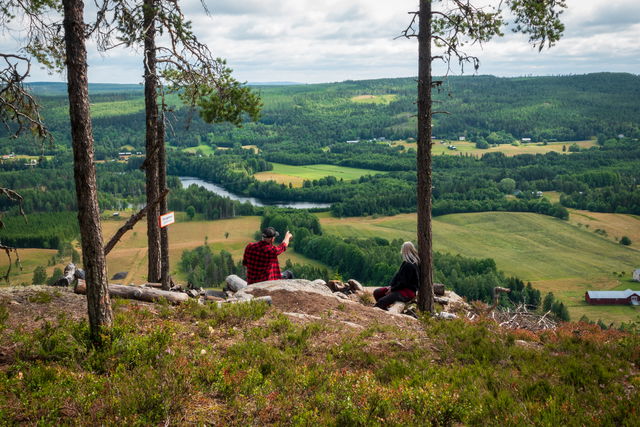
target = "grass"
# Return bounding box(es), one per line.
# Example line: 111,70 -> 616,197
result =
0,298 -> 637,425
393,139 -> 598,157
319,211 -> 640,324
0,215 -> 327,286
569,210 -> 640,247
0,248 -> 58,285
89,99 -> 145,118
350,94 -> 397,104
254,163 -> 384,187
100,215 -> 326,284
181,145 -> 216,156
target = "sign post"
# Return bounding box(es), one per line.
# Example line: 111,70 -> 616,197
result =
159,211 -> 175,228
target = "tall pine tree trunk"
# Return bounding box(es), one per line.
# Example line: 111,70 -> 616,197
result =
416,0 -> 434,312
62,0 -> 113,340
143,0 -> 161,283
158,108 -> 170,290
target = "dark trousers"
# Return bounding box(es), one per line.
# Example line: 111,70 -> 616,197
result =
373,286 -> 411,310
281,270 -> 294,280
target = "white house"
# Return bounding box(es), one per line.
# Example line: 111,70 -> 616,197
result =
521,137 -> 532,142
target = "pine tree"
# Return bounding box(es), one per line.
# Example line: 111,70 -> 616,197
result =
404,0 -> 567,312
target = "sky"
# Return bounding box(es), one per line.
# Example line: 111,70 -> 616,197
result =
5,0 -> 640,84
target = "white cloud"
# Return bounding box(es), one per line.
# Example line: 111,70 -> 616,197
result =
1,0 -> 637,83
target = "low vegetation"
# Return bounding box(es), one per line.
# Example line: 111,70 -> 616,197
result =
0,294 -> 637,425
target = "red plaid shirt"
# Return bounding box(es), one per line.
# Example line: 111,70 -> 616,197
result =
242,240 -> 288,284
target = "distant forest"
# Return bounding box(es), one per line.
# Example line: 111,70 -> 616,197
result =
2,73 -> 638,158
1,73 -> 639,244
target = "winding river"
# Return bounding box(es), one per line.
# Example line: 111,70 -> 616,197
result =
179,177 -> 331,209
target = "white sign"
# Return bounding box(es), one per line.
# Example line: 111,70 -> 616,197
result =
159,211 -> 175,228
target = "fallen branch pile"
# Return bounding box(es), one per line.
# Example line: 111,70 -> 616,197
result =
467,303 -> 557,331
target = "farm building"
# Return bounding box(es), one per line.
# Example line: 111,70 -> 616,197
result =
585,289 -> 640,305
633,269 -> 640,282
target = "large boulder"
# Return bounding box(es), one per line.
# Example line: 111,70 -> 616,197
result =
238,279 -> 338,299
347,279 -> 364,293
225,275 -> 247,292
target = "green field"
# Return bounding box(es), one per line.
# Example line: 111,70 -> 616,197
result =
254,163 -> 384,187
393,140 -> 597,157
0,215 -> 327,287
4,209 -> 639,324
181,144 -> 217,156
320,211 -> 640,324
350,94 -> 398,104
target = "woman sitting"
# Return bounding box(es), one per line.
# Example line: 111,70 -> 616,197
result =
373,241 -> 420,310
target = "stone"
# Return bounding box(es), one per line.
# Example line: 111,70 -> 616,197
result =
225,275 -> 247,292
205,290 -> 227,299
243,279 -> 336,297
326,280 -> 342,292
334,292 -> 349,300
434,283 -> 445,296
347,279 -> 364,293
186,289 -> 199,298
434,311 -> 457,320
387,301 -> 406,314
111,272 -> 128,280
311,279 -> 327,287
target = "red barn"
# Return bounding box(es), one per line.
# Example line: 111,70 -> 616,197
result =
585,289 -> 640,305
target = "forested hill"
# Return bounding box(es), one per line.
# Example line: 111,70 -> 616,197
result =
6,72 -> 638,158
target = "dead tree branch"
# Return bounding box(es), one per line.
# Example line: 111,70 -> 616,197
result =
103,188 -> 169,255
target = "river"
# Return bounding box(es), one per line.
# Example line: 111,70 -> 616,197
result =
179,177 -> 331,209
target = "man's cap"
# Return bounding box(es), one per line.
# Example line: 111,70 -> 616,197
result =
262,227 -> 279,238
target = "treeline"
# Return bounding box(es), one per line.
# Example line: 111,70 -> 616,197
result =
0,212 -> 79,249
167,153 -> 571,219
259,210 -> 541,308
179,246 -> 244,288
179,245 -> 330,288
4,73 -> 638,160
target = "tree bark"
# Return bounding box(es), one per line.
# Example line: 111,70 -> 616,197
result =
75,281 -> 189,304
62,0 -> 113,341
143,0 -> 161,283
416,0 -> 434,313
158,108 -> 170,290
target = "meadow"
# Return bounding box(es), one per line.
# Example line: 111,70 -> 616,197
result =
3,209 -> 638,324
253,163 -> 385,187
319,210 -> 640,324
350,94 -> 398,104
392,139 -> 597,157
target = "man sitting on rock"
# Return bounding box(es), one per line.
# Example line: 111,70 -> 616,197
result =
242,227 -> 293,284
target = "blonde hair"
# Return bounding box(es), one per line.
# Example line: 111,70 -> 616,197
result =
401,241 -> 419,264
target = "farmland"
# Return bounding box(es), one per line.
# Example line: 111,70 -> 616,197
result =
391,139 -> 598,157
319,210 -> 640,324
0,215 -> 325,286
253,163 -> 385,187
2,208 -> 638,324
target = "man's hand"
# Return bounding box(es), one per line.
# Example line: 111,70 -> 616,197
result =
283,231 -> 293,246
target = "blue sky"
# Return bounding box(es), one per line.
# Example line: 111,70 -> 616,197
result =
5,0 -> 639,84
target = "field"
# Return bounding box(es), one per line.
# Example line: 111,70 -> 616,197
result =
181,144 -> 217,155
4,209 -> 638,324
392,139 -> 597,157
320,211 -> 640,324
350,94 -> 397,104
0,215 -> 325,287
253,163 -> 384,187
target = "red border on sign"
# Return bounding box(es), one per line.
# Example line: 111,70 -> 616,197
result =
159,211 -> 175,228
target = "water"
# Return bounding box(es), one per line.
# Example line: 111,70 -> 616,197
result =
179,177 -> 331,209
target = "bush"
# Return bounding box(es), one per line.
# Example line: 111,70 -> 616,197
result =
32,266 -> 47,285
620,236 -> 632,245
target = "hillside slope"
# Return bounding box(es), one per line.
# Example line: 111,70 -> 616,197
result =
0,286 -> 637,425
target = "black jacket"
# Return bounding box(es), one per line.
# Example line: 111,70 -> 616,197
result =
389,261 -> 419,293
